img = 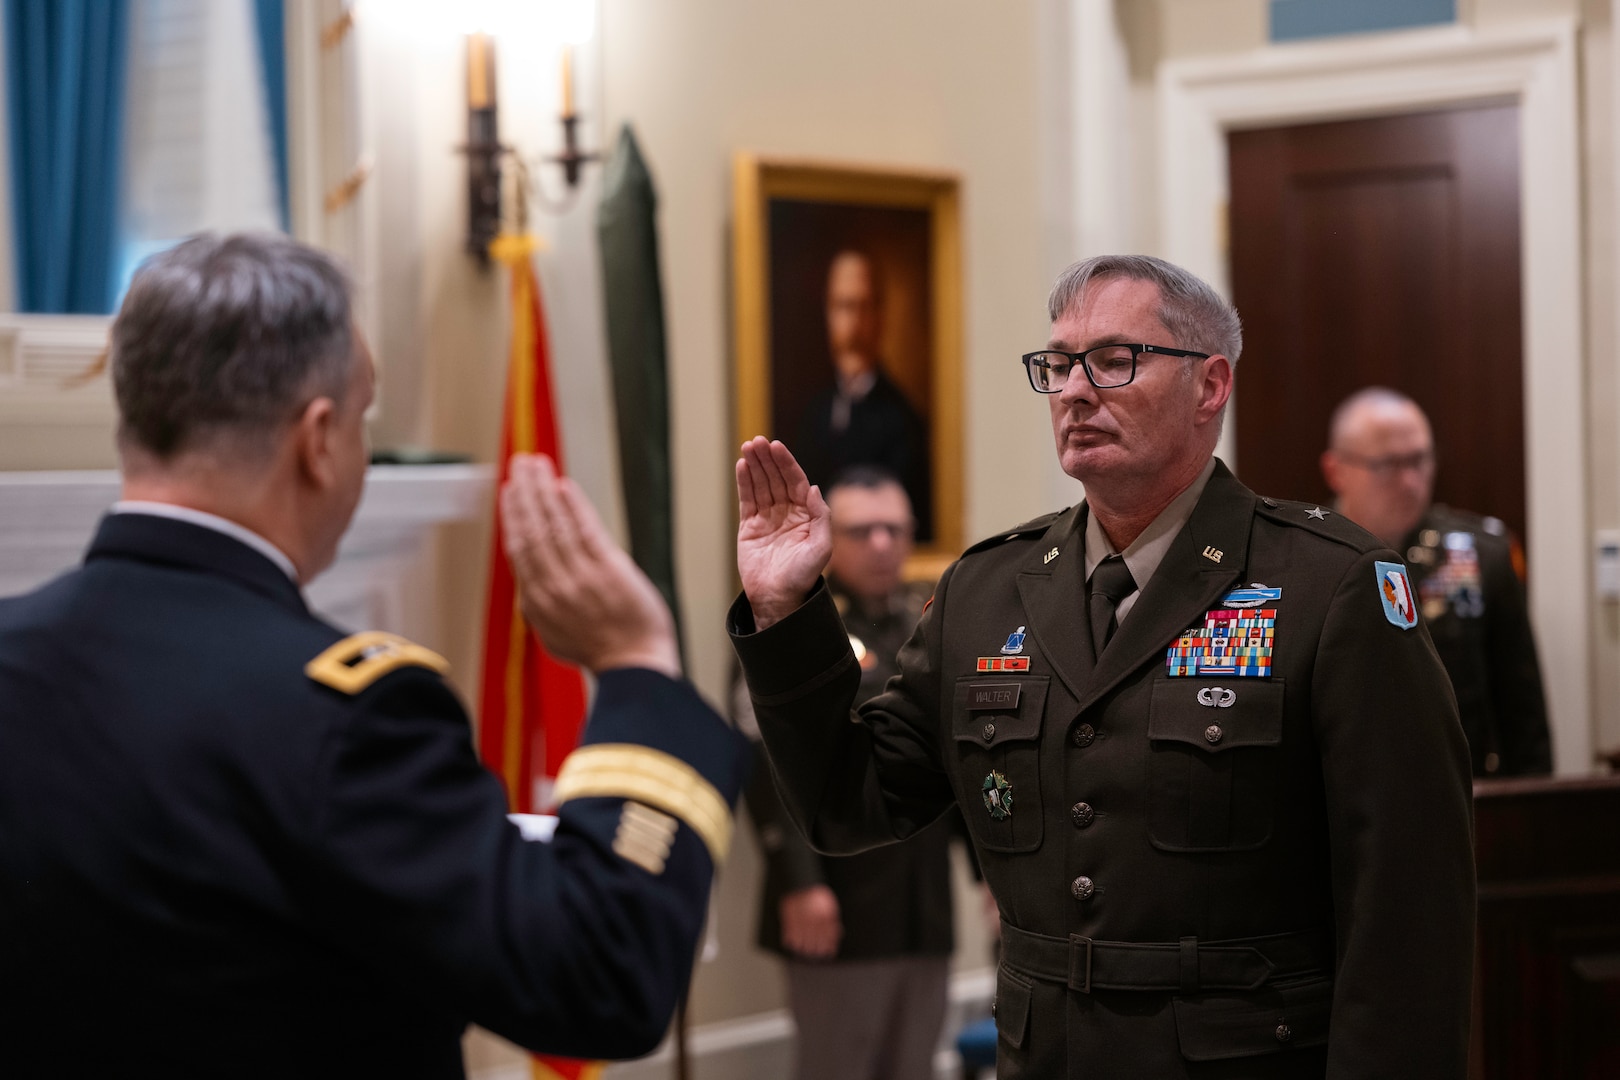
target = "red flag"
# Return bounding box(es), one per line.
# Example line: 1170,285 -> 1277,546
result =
479,237 -> 605,1078
531,1059 -> 606,1080
478,235 -> 589,814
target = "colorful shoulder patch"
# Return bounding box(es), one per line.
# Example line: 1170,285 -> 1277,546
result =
306,631 -> 449,694
1166,608 -> 1276,677
1375,560 -> 1419,629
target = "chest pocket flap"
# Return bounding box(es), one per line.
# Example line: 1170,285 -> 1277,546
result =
1148,679 -> 1284,751
953,677 -> 1049,748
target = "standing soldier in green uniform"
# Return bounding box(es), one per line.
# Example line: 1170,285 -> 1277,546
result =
734,466 -> 955,1080
1322,386 -> 1552,775
728,255 -> 1475,1078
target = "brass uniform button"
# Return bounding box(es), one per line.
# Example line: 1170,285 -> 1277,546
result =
1204,724 -> 1224,745
990,999 -> 997,1018
1275,1023 -> 1292,1043
1071,724 -> 1096,748
1070,802 -> 1095,828
1070,875 -> 1095,901
982,723 -> 996,742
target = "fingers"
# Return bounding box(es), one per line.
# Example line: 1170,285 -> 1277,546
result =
739,437 -> 777,515
768,440 -> 811,506
735,453 -> 757,520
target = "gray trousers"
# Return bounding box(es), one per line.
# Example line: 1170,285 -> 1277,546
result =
785,955 -> 950,1080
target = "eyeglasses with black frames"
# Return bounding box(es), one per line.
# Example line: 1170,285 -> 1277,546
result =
1020,344 -> 1210,393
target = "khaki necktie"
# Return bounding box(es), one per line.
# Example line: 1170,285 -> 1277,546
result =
1089,555 -> 1138,660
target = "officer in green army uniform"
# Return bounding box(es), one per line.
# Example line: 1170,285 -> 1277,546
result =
1322,387 -> 1552,776
729,256 -> 1474,1078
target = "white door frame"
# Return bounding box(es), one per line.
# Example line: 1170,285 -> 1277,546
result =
1158,19 -> 1590,773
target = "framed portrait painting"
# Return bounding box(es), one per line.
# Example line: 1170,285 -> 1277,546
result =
732,155 -> 963,572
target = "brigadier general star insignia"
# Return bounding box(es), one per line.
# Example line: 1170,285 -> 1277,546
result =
1305,506 -> 1329,520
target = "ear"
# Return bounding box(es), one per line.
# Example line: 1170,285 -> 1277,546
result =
1193,354 -> 1234,425
1320,449 -> 1344,495
292,395 -> 339,492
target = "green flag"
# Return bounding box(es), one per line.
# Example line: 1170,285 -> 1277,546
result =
597,126 -> 683,653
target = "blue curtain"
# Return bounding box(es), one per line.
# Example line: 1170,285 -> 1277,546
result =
251,0 -> 289,230
4,0 -> 131,314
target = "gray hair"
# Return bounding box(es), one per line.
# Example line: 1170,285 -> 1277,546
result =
1047,255 -> 1243,363
111,232 -> 354,460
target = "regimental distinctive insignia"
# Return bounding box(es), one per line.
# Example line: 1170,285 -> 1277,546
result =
977,657 -> 1031,672
982,770 -> 1013,821
1305,506 -> 1330,520
1418,532 -> 1485,618
1166,608 -> 1276,677
1222,583 -> 1282,608
1376,560 -> 1419,629
1001,626 -> 1027,655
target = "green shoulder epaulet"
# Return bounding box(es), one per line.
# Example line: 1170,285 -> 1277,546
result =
961,507 -> 1070,558
1253,497 -> 1380,553
306,631 -> 450,695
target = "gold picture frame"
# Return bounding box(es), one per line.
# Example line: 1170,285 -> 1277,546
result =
733,155 -> 963,578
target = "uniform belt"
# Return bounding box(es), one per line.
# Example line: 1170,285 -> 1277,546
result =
999,921 -> 1333,994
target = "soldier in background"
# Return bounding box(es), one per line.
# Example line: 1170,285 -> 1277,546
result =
1322,386 -> 1552,775
734,466 -> 955,1080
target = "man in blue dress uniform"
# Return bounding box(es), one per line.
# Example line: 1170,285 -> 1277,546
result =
0,233 -> 747,1077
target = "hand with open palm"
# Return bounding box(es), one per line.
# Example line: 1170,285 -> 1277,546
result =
735,437 -> 831,631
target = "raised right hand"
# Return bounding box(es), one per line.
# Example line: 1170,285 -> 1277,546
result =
735,437 -> 831,631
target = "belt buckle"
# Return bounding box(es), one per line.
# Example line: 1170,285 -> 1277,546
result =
1068,934 -> 1093,993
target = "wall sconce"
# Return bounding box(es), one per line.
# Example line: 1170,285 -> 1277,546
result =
462,24 -> 599,263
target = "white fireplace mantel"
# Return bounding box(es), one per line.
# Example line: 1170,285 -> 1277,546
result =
0,465 -> 493,633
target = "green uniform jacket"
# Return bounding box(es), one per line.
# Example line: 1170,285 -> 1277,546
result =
1401,505 -> 1552,776
730,462 -> 1475,1080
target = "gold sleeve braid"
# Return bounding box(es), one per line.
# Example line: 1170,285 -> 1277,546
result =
552,744 -> 733,865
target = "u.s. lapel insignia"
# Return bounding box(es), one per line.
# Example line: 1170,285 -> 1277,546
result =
982,770 -> 1013,821
1376,560 -> 1419,629
1044,547 -> 1060,564
1000,626 -> 1027,654
1167,606 -> 1277,677
1202,546 -> 1224,563
1222,583 -> 1282,608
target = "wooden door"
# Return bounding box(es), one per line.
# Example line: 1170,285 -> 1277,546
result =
1227,104 -> 1526,543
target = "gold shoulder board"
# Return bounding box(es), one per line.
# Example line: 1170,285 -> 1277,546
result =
306,631 -> 449,695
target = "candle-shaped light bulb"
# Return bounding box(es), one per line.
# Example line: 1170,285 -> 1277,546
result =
560,44 -> 576,118
467,32 -> 496,112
